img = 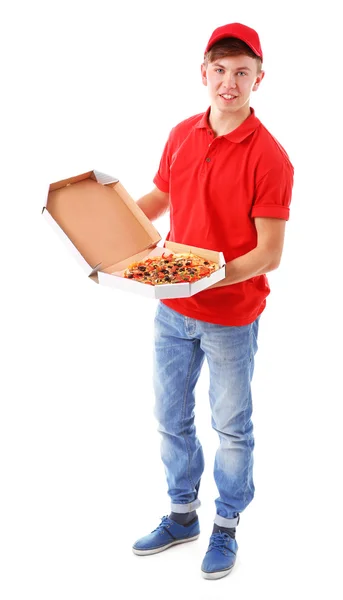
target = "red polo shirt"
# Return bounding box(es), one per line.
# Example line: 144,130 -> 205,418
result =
153,107 -> 294,326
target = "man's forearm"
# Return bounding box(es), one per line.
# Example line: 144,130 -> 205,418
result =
209,246 -> 280,288
137,190 -> 169,222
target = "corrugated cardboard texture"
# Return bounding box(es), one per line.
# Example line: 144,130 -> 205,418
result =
49,171 -> 96,192
46,178 -> 161,270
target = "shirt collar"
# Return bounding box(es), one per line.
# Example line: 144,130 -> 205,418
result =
195,107 -> 260,143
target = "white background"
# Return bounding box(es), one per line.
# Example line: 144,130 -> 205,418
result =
1,0 -> 342,598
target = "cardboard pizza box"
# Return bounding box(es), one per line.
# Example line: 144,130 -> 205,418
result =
42,170 -> 226,299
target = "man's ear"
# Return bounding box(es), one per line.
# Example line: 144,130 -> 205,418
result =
252,70 -> 265,91
201,63 -> 208,87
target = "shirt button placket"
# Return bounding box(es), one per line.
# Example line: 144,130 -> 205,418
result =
202,131 -> 214,174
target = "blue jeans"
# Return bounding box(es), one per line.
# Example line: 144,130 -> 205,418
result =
153,302 -> 260,528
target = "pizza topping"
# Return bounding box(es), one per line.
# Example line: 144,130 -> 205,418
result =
123,252 -> 218,286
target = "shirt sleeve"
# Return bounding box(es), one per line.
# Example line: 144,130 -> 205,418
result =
251,160 -> 294,221
153,135 -> 172,193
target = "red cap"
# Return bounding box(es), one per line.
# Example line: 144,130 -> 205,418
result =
204,23 -> 263,61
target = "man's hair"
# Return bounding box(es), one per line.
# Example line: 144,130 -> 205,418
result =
204,38 -> 262,73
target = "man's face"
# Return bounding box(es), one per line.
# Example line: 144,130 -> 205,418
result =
201,54 -> 264,115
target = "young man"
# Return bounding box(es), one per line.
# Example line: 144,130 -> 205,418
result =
132,23 -> 294,579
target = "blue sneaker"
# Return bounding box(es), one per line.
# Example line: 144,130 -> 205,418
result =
201,532 -> 238,579
132,515 -> 200,555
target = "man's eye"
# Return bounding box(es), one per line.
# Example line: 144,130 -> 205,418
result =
238,72 -> 247,76
215,68 -> 224,74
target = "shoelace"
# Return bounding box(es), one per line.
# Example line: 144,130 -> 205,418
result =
208,532 -> 235,554
152,516 -> 172,534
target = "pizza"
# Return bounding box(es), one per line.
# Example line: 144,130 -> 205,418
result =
123,252 -> 218,285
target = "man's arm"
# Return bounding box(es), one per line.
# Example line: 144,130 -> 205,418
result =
209,217 -> 286,288
137,186 -> 170,222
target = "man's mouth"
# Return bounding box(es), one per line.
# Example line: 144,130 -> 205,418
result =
220,94 -> 237,100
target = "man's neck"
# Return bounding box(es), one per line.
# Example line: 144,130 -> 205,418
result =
208,105 -> 251,137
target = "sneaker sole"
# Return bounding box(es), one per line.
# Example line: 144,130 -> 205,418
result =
132,534 -> 200,556
201,563 -> 235,580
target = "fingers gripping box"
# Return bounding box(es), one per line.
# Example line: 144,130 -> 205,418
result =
42,170 -> 226,299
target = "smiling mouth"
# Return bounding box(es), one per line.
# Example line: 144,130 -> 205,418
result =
220,94 -> 237,100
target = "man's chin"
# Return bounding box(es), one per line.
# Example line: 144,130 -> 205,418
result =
216,102 -> 239,114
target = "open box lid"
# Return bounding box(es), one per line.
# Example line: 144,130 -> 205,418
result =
43,170 -> 162,275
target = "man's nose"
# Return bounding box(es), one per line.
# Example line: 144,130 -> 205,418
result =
223,72 -> 237,88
